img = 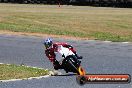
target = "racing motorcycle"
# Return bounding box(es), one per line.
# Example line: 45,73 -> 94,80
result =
56,45 -> 86,75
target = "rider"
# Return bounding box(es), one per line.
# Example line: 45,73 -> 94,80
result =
43,38 -> 82,70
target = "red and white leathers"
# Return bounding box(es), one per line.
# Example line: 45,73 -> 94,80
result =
45,42 -> 77,63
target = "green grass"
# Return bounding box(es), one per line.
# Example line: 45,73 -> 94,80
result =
0,64 -> 49,80
91,32 -> 132,42
0,4 -> 132,42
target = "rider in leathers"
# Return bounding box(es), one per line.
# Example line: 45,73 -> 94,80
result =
43,38 -> 82,70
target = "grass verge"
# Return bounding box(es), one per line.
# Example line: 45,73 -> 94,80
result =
91,32 -> 132,42
0,4 -> 132,42
0,64 -> 49,80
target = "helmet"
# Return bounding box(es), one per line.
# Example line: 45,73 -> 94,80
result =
43,38 -> 53,49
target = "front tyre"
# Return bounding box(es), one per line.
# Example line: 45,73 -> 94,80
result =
78,66 -> 86,75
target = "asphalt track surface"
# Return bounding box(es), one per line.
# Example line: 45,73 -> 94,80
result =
0,34 -> 132,88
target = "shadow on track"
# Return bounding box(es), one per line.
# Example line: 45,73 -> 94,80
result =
51,73 -> 89,76
51,73 -> 77,76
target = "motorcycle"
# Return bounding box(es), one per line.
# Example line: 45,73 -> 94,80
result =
56,45 -> 86,75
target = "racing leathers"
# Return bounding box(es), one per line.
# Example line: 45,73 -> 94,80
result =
45,42 -> 81,70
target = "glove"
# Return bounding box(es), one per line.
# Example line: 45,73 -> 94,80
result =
63,45 -> 73,49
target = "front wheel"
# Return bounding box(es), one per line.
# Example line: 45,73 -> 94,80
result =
63,55 -> 85,75
68,59 -> 86,75
78,66 -> 86,75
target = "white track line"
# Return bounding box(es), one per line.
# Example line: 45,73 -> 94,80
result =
103,41 -> 112,43
86,40 -> 131,44
122,42 -> 129,44
0,75 -> 50,82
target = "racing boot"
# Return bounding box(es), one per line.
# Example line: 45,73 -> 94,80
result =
53,60 -> 63,70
